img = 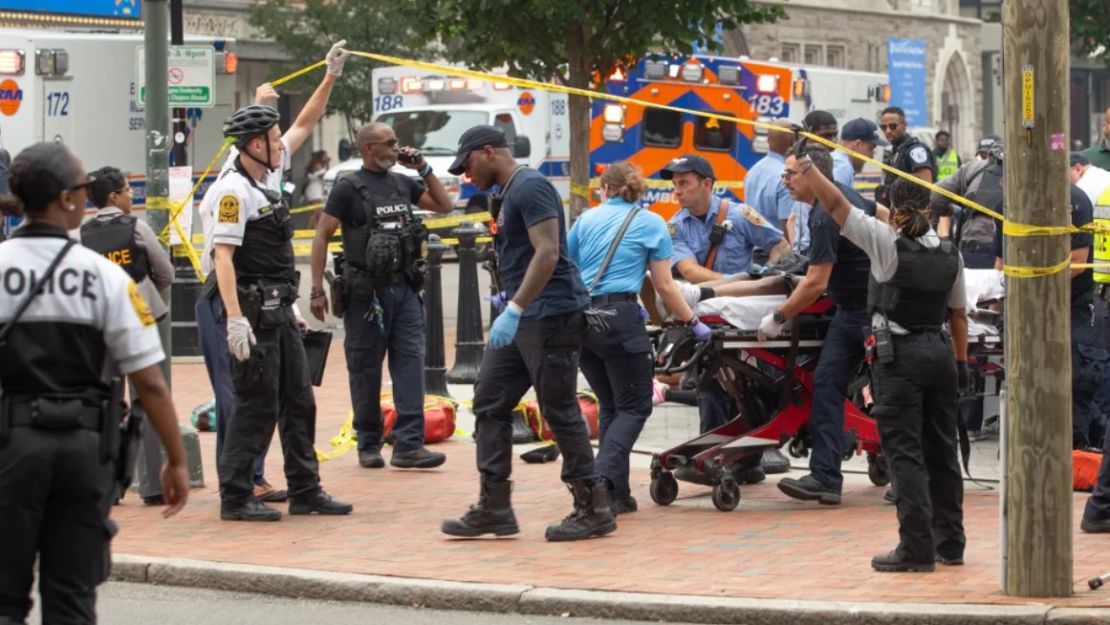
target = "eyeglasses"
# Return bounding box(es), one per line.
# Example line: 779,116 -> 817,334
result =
67,178 -> 94,192
879,123 -> 902,131
780,169 -> 801,181
114,185 -> 133,196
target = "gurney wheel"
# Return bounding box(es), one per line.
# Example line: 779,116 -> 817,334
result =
867,454 -> 890,487
650,472 -> 678,506
711,479 -> 740,512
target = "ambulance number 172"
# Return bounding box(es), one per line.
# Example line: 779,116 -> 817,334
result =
748,94 -> 784,115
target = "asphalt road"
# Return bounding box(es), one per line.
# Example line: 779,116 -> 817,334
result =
31,582 -> 699,625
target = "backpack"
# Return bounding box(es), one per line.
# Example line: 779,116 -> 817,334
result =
954,161 -> 1003,269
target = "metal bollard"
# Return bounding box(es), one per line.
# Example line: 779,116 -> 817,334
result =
447,221 -> 486,384
423,235 -> 451,398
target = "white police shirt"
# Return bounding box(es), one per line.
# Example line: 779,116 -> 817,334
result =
199,139 -> 292,275
0,224 -> 164,395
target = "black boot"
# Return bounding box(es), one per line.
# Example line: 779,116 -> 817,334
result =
442,478 -> 520,537
545,479 -> 617,542
221,499 -> 282,522
871,549 -> 935,573
288,491 -> 353,515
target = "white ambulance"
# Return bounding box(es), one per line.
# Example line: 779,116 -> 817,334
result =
0,28 -> 237,209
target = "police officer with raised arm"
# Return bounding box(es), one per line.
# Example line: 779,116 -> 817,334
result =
309,121 -> 453,470
81,166 -> 176,506
761,144 -> 877,506
0,142 -> 189,624
803,162 -> 968,573
196,44 -> 350,505
208,101 -> 352,522
441,125 -> 615,541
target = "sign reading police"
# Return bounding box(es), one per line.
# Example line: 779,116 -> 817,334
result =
0,0 -> 139,19
136,46 -> 215,109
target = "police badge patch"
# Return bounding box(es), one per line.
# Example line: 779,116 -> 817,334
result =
218,195 -> 240,224
909,146 -> 929,165
668,222 -> 678,238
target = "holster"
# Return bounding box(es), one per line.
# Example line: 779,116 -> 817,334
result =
102,378 -> 138,495
327,252 -> 347,318
869,316 -> 896,365
237,285 -> 263,328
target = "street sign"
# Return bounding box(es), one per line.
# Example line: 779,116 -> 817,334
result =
136,45 -> 215,108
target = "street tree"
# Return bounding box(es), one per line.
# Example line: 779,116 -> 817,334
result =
249,0 -> 423,136
1071,0 -> 1109,65
408,1 -> 783,219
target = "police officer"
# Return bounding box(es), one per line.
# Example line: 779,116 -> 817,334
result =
875,106 -> 936,208
309,121 -> 453,470
567,162 -> 711,514
207,103 -> 352,521
441,125 -> 614,541
0,142 -> 188,623
81,166 -> 176,506
803,164 -> 968,572
933,130 -> 961,181
197,47 -> 349,505
762,144 -> 876,506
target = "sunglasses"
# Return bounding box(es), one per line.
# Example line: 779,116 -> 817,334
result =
67,177 -> 96,192
880,123 -> 902,131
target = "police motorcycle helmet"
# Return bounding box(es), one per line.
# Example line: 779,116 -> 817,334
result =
223,105 -> 282,171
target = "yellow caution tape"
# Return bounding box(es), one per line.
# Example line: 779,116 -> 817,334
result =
315,393 -> 461,462
289,202 -> 322,216
1002,256 -> 1073,279
569,182 -> 591,200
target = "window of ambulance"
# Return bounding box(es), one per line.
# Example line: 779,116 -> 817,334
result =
642,109 -> 682,148
377,110 -> 488,156
694,114 -> 735,152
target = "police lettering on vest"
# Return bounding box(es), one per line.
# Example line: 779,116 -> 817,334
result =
80,215 -> 151,283
341,172 -> 429,287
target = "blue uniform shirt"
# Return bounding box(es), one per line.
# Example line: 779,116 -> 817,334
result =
669,195 -> 783,275
495,168 -> 589,319
832,150 -> 855,188
568,198 -> 673,295
743,152 -> 794,223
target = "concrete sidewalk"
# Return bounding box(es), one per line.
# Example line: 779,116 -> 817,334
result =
114,344 -> 1110,624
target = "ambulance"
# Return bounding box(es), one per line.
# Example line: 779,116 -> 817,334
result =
0,29 -> 237,210
325,55 -> 797,221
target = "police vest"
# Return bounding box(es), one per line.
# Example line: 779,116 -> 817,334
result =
936,149 -> 960,181
232,169 -> 296,284
955,161 -> 1003,269
868,236 -> 960,329
1094,185 -> 1110,284
80,214 -> 150,283
341,173 -> 428,285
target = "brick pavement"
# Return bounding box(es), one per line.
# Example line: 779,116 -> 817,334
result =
115,341 -> 1110,609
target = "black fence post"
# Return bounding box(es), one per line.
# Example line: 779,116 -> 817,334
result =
423,235 -> 451,398
447,221 -> 485,384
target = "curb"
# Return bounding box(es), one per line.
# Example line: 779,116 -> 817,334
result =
111,554 -> 1102,624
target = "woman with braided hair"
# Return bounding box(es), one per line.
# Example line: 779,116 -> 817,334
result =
799,163 -> 969,573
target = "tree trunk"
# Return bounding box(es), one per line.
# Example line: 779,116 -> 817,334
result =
1002,0 -> 1072,598
566,23 -> 591,223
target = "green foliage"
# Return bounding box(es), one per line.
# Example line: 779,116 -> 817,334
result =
248,0 -> 419,129
1072,0 -> 1109,66
408,0 -> 784,84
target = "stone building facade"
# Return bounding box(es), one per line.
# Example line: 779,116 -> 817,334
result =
728,0 -> 984,157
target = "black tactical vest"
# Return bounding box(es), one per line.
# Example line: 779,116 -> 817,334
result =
341,172 -> 428,286
868,236 -> 960,329
877,137 -> 928,206
231,168 -> 295,284
80,214 -> 150,283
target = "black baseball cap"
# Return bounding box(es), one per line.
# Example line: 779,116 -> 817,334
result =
660,154 -> 715,180
1071,152 -> 1091,167
840,118 -> 889,146
448,125 -> 508,175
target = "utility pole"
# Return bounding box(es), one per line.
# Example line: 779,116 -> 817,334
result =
145,0 -> 173,382
1002,0 -> 1072,597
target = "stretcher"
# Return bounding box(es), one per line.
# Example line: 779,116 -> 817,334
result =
647,269 -> 1006,512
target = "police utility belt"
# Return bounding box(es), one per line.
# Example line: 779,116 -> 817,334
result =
237,274 -> 301,329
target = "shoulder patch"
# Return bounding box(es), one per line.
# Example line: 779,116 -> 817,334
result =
218,195 -> 241,224
741,204 -> 766,227
127,280 -> 156,328
909,146 -> 929,164
668,222 -> 678,238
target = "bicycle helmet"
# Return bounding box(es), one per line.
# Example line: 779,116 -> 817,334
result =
222,105 -> 280,141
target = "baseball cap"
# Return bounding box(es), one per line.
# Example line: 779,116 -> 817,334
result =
448,125 -> 508,175
840,118 -> 889,146
978,134 -> 1000,153
1071,152 -> 1091,167
660,154 -> 715,180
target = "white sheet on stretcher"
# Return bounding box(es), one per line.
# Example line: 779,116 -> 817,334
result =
692,268 -> 1005,333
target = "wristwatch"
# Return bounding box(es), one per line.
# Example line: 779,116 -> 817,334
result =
772,310 -> 787,325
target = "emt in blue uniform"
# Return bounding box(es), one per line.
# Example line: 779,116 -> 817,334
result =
568,162 -> 710,514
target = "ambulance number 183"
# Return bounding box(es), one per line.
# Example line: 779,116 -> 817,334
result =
748,94 -> 784,116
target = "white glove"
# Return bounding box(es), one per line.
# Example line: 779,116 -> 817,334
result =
227,315 -> 256,362
757,313 -> 785,341
325,40 -> 351,77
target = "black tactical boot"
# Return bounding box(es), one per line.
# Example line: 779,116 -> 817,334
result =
545,479 -> 617,542
871,549 -> 936,573
777,474 -> 842,505
221,499 -> 282,522
288,491 -> 353,515
442,478 -> 520,537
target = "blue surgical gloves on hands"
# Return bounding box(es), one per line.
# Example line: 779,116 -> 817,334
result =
488,303 -> 521,348
484,290 -> 507,311
689,318 -> 712,341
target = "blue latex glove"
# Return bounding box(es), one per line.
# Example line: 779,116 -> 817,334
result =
691,319 -> 712,341
638,305 -> 649,321
484,290 -> 507,311
488,305 -> 521,348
